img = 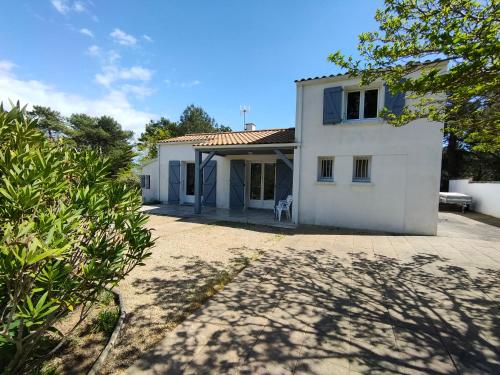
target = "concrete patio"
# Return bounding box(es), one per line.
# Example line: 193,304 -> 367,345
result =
141,203 -> 296,229
128,212 -> 500,374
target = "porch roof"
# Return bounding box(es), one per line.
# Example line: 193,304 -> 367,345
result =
159,128 -> 295,146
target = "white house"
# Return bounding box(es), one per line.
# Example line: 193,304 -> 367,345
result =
140,64 -> 444,235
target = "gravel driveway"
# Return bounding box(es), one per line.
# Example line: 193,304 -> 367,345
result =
100,215 -> 286,374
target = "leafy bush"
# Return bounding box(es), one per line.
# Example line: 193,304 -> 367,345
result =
0,105 -> 154,374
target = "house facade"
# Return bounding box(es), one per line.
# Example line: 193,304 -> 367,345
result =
141,68 -> 444,235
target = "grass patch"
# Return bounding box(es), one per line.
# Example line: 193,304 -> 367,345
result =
173,249 -> 265,323
90,308 -> 120,335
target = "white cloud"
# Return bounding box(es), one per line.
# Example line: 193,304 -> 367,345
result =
164,79 -> 201,88
0,60 -> 155,135
0,60 -> 16,72
73,1 -> 85,12
51,0 -> 70,14
121,84 -> 154,98
79,28 -> 94,37
110,28 -> 137,46
95,65 -> 153,87
143,34 -> 153,43
87,44 -> 100,56
51,0 -> 86,15
180,80 -> 201,88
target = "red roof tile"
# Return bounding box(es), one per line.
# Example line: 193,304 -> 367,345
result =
159,128 -> 295,146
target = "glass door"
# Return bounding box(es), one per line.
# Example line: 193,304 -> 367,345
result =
183,162 -> 202,204
249,162 -> 275,209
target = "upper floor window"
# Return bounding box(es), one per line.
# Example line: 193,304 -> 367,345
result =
318,157 -> 334,182
346,89 -> 379,120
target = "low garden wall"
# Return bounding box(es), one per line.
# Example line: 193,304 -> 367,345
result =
449,179 -> 500,218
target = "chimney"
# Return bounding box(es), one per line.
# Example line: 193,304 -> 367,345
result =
244,123 -> 256,131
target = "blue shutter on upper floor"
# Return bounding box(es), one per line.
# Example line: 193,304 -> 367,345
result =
384,84 -> 406,116
323,86 -> 343,124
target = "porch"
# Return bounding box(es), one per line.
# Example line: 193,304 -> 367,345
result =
140,203 -> 296,229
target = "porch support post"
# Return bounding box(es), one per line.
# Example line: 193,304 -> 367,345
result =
274,149 -> 293,170
200,151 -> 216,170
194,150 -> 202,214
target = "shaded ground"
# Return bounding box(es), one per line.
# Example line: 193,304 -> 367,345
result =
100,215 -> 286,374
128,212 -> 500,374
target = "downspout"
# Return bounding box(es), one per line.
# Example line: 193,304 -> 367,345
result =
292,83 -> 304,225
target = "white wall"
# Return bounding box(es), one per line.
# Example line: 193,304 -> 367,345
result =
295,76 -> 443,235
142,143 -> 292,209
449,179 -> 500,218
141,159 -> 158,203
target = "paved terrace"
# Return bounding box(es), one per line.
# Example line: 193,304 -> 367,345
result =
129,212 -> 500,374
141,204 -> 296,229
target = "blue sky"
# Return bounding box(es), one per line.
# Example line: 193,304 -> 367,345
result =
0,1 -> 382,136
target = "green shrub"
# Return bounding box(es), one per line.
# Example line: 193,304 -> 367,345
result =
90,309 -> 120,335
0,105 -> 154,374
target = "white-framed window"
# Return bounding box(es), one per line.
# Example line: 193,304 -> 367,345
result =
140,175 -> 151,189
346,88 -> 379,120
318,157 -> 334,182
352,156 -> 371,182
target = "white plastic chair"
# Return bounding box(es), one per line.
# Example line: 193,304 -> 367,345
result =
275,195 -> 293,222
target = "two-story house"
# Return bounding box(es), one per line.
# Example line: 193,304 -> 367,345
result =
140,62 -> 444,235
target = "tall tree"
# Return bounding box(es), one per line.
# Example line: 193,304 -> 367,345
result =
138,105 -> 232,160
28,105 -> 70,140
328,0 -> 499,155
138,118 -> 177,159
177,104 -> 218,135
68,114 -> 135,176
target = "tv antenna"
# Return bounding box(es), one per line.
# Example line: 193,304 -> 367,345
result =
240,105 -> 250,127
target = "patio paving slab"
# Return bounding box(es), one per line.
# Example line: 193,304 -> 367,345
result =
127,212 -> 500,374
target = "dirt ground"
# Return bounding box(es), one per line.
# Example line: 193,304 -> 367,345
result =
99,214 -> 286,374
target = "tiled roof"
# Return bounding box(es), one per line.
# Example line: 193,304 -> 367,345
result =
295,58 -> 448,83
159,128 -> 295,146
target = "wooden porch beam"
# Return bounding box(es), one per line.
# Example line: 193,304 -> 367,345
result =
274,149 -> 293,170
200,151 -> 216,170
194,150 -> 202,214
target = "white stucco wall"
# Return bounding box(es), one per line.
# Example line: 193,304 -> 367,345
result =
295,76 -> 443,235
141,159 -> 158,203
449,179 -> 500,218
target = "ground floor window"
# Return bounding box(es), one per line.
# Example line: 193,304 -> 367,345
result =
140,175 -> 150,189
250,162 -> 275,201
185,163 -> 203,196
318,157 -> 334,182
353,156 -> 372,182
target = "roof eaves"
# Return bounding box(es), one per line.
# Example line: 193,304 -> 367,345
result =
294,58 -> 448,83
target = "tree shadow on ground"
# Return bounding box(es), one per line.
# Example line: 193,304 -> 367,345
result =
130,246 -> 500,374
99,246 -> 265,374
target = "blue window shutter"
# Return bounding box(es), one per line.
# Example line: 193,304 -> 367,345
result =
202,160 -> 217,206
168,160 -> 180,203
384,84 -> 405,116
229,160 -> 245,209
323,86 -> 343,124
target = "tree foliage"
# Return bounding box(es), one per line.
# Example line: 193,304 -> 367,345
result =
137,118 -> 176,160
329,0 -> 500,154
28,106 -> 71,140
138,105 -> 232,161
0,106 -> 153,374
67,114 -> 135,177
